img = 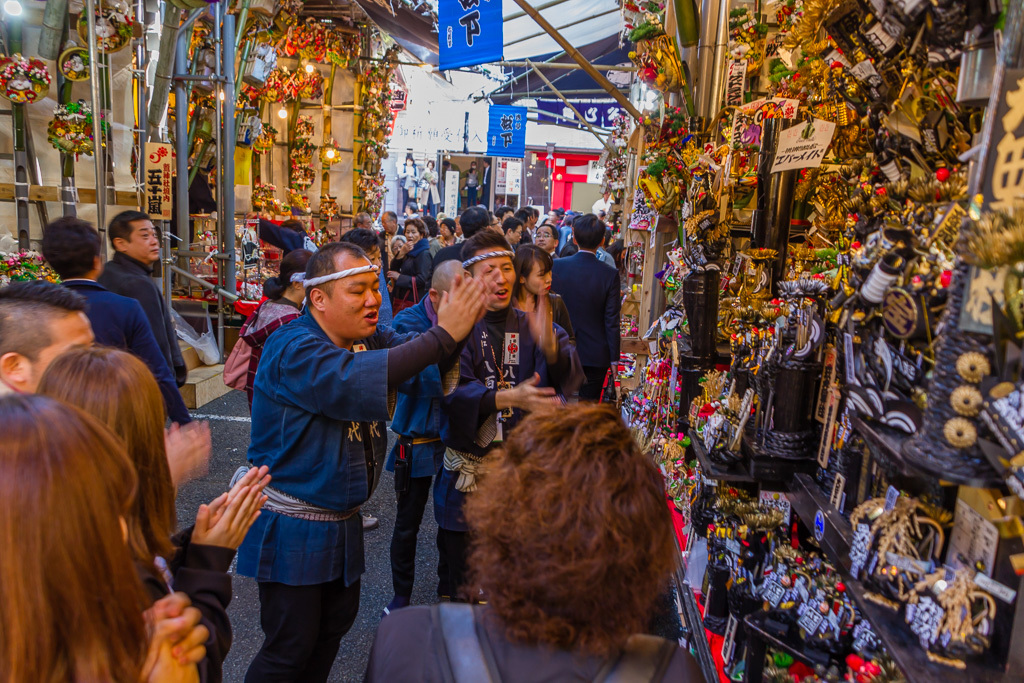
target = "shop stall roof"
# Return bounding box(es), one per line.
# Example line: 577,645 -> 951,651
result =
350,0 -> 624,68
484,34 -> 632,104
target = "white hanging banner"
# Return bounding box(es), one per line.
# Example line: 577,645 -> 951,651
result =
771,119 -> 836,173
445,170 -> 460,213
504,160 -> 522,195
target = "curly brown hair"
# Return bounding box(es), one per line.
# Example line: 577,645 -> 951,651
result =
463,403 -> 676,656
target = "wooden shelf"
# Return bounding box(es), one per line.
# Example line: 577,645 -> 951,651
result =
688,429 -> 754,483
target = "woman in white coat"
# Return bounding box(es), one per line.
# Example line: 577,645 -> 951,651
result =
418,159 -> 440,216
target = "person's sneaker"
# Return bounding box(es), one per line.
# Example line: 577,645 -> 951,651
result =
382,594 -> 410,617
361,512 -> 379,530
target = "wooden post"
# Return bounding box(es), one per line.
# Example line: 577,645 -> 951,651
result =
352,73 -> 364,215
320,63 -> 336,204
509,0 -> 643,120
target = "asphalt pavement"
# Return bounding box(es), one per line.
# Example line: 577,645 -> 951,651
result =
174,390 -> 435,683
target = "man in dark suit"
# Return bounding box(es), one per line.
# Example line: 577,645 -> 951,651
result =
480,158 -> 492,208
41,216 -> 192,425
550,213 -> 621,401
98,210 -> 188,389
432,206 -> 490,268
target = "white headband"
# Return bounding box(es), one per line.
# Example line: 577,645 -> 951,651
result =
290,272 -> 306,283
462,250 -> 515,269
303,263 -> 380,288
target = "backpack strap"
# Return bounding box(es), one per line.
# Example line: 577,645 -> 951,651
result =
436,603 -> 498,683
600,635 -> 679,683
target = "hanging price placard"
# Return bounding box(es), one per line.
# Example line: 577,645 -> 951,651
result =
771,119 -> 836,173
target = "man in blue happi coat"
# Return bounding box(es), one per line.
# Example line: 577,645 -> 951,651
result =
237,242 -> 486,682
437,231 -> 583,597
383,260 -> 466,615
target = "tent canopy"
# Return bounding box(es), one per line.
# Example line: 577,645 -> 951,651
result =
352,0 -> 624,67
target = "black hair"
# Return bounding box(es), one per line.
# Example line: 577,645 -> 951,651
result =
303,242 -> 368,299
280,219 -> 306,234
502,217 -> 524,236
495,205 -> 514,220
461,230 -> 513,264
440,217 -> 457,235
405,202 -> 420,214
339,228 -> 381,254
107,210 -> 150,246
514,207 -> 532,224
512,244 -> 553,302
0,281 -> 86,361
459,206 -> 490,239
423,215 -> 439,238
262,248 -> 313,300
573,213 -> 605,250
41,217 -> 101,279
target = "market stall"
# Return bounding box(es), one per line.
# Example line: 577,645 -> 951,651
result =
615,0 -> 1024,680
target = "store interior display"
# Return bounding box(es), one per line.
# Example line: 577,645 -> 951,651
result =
618,0 -> 1024,680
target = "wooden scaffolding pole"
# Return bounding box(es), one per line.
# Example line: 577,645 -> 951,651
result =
509,0 -> 643,120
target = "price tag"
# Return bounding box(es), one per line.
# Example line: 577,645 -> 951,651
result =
798,608 -> 825,635
721,614 -> 739,664
725,538 -> 742,556
884,485 -> 900,512
829,474 -> 846,510
974,572 -> 1017,604
764,582 -> 786,607
771,119 -> 837,173
886,552 -> 931,575
947,498 -> 1000,576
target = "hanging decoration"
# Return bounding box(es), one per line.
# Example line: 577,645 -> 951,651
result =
252,182 -> 281,213
0,54 -> 51,104
319,138 -> 343,166
355,45 -> 399,216
0,251 -> 60,285
47,100 -> 105,157
77,1 -> 134,54
253,122 -> 277,154
58,46 -> 91,82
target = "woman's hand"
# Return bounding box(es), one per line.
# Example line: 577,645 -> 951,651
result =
165,422 -> 211,488
387,271 -> 400,281
141,593 -> 208,683
192,466 -> 270,549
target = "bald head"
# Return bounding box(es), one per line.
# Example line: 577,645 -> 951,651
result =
431,259 -> 465,296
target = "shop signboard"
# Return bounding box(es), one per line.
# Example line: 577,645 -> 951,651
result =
534,100 -> 626,129
983,68 -> 1024,212
445,170 -> 460,212
486,105 -> 527,158
144,142 -> 174,221
504,160 -> 522,195
438,0 -> 503,71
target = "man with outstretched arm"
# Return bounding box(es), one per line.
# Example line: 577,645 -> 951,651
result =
238,242 -> 487,682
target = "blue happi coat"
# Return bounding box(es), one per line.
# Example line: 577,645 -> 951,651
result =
237,308 -> 413,586
436,307 -> 581,532
385,297 -> 446,478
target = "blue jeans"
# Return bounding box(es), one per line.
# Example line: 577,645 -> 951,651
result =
466,186 -> 478,206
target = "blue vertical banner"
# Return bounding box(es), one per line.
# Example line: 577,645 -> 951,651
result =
486,105 -> 527,158
438,0 -> 504,71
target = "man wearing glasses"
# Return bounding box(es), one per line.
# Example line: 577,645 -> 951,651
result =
98,211 -> 187,387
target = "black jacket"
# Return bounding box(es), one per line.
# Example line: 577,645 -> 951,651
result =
141,527 -> 235,683
63,280 -> 191,424
98,252 -> 186,384
551,251 -> 621,369
432,242 -> 463,269
391,242 -> 433,304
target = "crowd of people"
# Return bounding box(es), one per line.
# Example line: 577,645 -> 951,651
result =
0,201 -> 698,682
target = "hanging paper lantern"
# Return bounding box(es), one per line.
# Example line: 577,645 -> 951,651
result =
0,54 -> 51,104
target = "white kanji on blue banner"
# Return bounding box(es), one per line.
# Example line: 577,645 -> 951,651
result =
438,0 -> 503,71
486,105 -> 527,158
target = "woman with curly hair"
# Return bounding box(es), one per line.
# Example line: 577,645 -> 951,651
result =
366,403 -> 700,681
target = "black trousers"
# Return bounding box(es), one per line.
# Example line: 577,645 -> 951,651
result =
579,365 -> 610,401
391,475 -> 448,598
436,528 -> 470,600
244,577 -> 361,683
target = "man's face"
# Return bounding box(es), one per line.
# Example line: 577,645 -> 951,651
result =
535,225 -> 556,252
469,255 -> 515,311
506,225 -> 522,245
0,312 -> 94,392
309,252 -> 382,346
115,219 -> 160,265
382,215 -> 398,236
487,215 -> 502,235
